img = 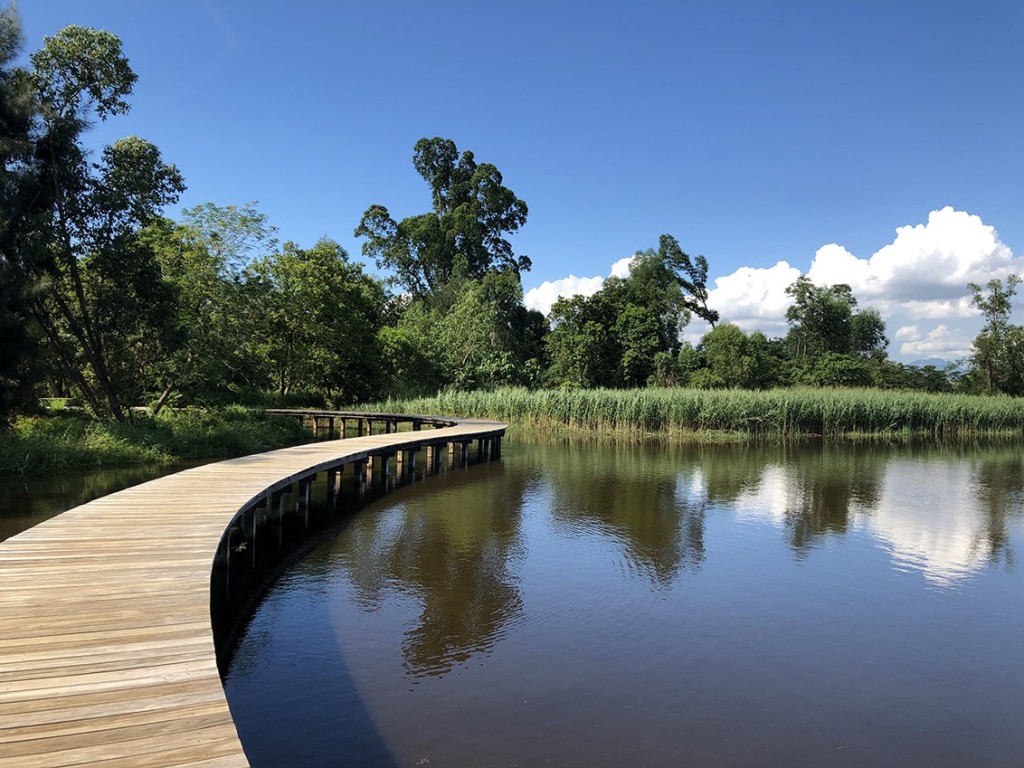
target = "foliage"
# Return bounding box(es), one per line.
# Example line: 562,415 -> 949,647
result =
8,22 -> 184,421
0,7 -> 38,423
545,234 -> 710,388
965,275 -> 1023,395
140,202 -> 277,411
0,407 -> 310,474
366,386 -> 1024,439
356,137 -> 529,303
385,272 -> 546,394
244,238 -> 387,403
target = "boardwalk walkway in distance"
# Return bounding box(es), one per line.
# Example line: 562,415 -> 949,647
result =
0,413 -> 505,767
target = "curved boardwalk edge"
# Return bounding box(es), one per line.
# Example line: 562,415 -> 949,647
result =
0,413 -> 506,767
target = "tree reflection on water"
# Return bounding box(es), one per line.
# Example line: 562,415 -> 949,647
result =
318,437 -> 1024,679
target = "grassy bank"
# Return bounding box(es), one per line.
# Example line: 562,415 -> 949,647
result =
364,387 -> 1024,439
0,407 -> 311,475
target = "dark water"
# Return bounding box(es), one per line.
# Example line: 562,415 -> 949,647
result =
0,463 -> 197,543
224,438 -> 1024,767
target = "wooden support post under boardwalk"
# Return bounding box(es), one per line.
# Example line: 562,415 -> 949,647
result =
354,459 -> 367,497
272,489 -> 284,545
298,476 -> 313,528
425,445 -> 440,474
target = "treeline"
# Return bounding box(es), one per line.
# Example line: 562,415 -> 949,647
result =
2,13 -> 1022,427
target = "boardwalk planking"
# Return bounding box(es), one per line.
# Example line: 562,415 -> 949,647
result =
0,416 -> 504,767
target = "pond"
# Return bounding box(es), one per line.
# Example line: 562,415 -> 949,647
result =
0,463 -> 198,543
222,437 -> 1024,767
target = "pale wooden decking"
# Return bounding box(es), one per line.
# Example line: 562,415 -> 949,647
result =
0,416 -> 505,767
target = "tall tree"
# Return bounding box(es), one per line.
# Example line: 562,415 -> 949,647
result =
650,234 -> 719,327
13,24 -> 184,420
355,137 -> 529,303
545,235 -> 702,388
0,5 -> 37,422
784,275 -> 857,358
967,275 -> 1023,395
141,202 -> 277,411
245,239 -> 386,403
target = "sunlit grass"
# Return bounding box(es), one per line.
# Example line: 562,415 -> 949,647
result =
0,407 -> 310,475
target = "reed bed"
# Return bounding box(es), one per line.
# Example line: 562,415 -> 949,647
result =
363,387 -> 1024,439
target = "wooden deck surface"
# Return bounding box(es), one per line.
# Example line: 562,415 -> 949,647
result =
0,417 -> 504,767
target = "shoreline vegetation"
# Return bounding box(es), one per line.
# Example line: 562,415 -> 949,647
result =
366,387 -> 1024,441
5,385 -> 1024,475
0,408 -> 310,475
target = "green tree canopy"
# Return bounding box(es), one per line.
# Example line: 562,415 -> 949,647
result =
967,275 -> 1023,395
355,137 -> 529,303
0,5 -> 37,422
245,239 -> 387,403
785,275 -> 888,360
545,234 -> 708,388
7,22 -> 184,420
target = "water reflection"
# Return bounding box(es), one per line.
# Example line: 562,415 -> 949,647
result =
326,463 -> 527,678
720,442 -> 1024,585
226,437 -> 1024,767
324,440 -> 1024,683
971,453 -> 1024,570
0,463 -> 194,542
537,440 -> 707,585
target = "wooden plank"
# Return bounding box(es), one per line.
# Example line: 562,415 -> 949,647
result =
0,412 -> 505,766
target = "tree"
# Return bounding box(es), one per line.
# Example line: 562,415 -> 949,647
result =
141,202 -> 278,411
387,272 -> 547,393
544,234 -> 711,389
650,234 -> 719,327
784,275 -> 889,362
785,276 -> 856,358
0,5 -> 37,422
697,324 -> 786,390
355,137 -> 529,303
245,239 -> 386,403
545,292 -> 620,388
699,323 -> 747,388
967,275 -> 1023,395
10,24 -> 184,420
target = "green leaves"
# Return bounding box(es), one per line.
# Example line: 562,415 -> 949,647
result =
967,275 -> 1024,395
357,137 -> 529,303
30,25 -> 136,122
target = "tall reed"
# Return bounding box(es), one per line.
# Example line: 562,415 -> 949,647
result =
362,387 -> 1024,439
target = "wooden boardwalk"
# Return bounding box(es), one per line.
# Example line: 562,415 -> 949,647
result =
0,414 -> 505,767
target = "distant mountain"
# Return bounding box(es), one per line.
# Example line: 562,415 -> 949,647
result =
908,357 -> 947,368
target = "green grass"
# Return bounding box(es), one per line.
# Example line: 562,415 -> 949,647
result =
361,387 -> 1024,440
0,407 -> 311,475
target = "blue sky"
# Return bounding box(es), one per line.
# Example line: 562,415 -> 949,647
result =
17,1 -> 1024,361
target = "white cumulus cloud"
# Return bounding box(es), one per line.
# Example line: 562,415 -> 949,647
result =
807,207 -> 1018,307
523,275 -> 605,315
894,324 -> 974,359
610,255 -> 636,278
525,208 -> 1022,361
699,207 -> 1022,360
524,254 -> 638,315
